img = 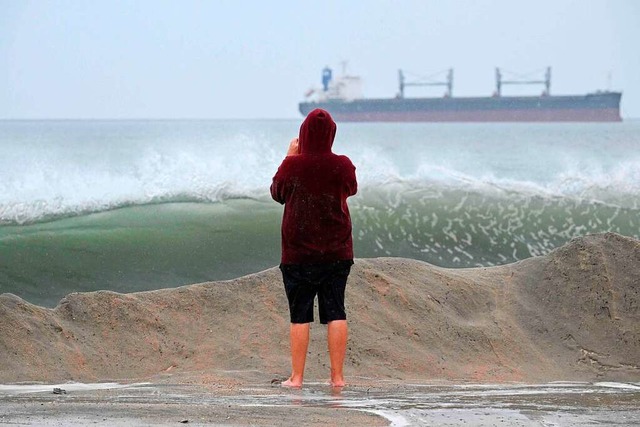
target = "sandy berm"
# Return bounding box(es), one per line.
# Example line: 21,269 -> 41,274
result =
1,232 -> 638,385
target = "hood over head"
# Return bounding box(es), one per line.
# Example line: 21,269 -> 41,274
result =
299,109 -> 336,154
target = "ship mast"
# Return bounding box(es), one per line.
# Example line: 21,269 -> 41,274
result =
495,67 -> 551,96
398,68 -> 453,98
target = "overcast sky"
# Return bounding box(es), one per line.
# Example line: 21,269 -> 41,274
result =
1,0 -> 638,119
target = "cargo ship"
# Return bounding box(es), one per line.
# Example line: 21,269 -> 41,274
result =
299,66 -> 622,122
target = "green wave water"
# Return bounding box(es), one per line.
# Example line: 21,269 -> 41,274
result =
2,188 -> 638,307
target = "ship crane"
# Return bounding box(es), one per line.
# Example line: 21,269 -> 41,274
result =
398,69 -> 453,98
495,67 -> 551,97
299,65 -> 621,122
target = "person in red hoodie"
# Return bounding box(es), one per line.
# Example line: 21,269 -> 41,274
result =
271,108 -> 357,388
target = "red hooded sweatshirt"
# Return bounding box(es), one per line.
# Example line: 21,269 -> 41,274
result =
271,109 -> 357,264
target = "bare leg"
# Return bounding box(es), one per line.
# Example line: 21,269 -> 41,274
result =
282,323 -> 310,388
327,319 -> 348,387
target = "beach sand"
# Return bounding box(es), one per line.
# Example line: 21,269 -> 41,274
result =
1,380 -> 639,426
1,232 -> 639,425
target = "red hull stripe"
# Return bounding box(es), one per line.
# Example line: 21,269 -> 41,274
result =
328,108 -> 622,123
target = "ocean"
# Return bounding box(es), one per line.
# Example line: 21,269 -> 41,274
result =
1,119 -> 639,307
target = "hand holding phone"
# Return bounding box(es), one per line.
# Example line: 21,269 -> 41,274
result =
286,137 -> 300,156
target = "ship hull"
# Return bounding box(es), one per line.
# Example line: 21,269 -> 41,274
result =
299,92 -> 622,122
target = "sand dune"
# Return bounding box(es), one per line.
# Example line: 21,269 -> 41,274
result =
1,232 -> 638,384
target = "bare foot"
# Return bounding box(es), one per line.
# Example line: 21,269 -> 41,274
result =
281,377 -> 303,388
330,379 -> 346,388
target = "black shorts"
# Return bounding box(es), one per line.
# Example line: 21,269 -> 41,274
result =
279,260 -> 354,324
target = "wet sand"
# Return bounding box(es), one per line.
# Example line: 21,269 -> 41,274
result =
1,379 -> 639,426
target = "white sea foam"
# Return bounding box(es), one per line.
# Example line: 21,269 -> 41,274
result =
2,120 -> 639,224
594,382 -> 640,390
0,382 -> 151,395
